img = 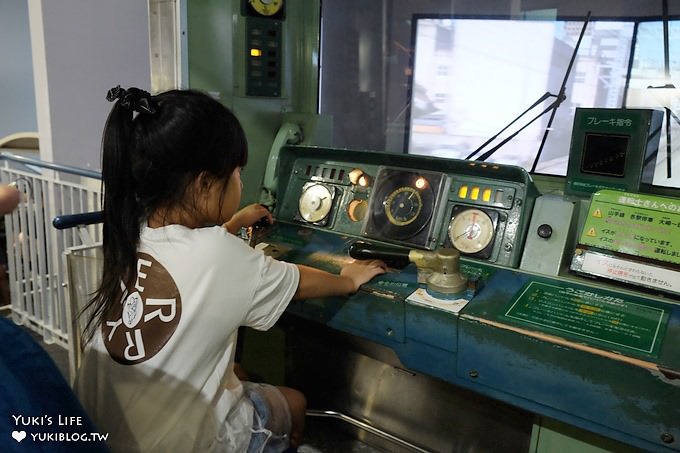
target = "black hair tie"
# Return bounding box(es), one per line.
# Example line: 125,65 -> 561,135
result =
106,85 -> 157,115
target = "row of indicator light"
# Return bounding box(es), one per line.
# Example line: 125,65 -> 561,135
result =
457,185 -> 505,204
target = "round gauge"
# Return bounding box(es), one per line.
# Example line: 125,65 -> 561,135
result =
298,183 -> 333,223
384,186 -> 423,226
248,0 -> 284,16
449,208 -> 495,254
366,170 -> 436,242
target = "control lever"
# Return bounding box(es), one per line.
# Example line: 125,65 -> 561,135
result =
240,206 -> 273,247
248,215 -> 272,245
349,241 -> 468,296
347,241 -> 411,269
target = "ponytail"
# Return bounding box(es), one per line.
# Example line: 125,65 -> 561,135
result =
81,86 -> 248,345
81,87 -> 156,344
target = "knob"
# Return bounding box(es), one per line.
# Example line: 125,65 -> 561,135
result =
348,241 -> 410,269
537,223 -> 552,239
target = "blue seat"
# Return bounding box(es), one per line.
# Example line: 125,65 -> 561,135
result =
0,317 -> 108,452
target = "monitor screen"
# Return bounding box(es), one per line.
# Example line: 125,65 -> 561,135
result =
580,133 -> 629,177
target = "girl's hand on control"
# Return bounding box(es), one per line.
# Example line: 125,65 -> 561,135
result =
340,259 -> 387,292
224,204 -> 272,233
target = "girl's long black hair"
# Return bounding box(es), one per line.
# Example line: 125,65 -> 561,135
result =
82,88 -> 248,344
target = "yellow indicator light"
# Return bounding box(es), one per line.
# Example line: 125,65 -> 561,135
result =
358,175 -> 371,187
482,188 -> 492,202
415,177 -> 427,189
458,185 -> 468,198
470,186 -> 480,200
250,48 -> 263,57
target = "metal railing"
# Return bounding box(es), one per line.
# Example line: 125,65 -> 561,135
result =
0,152 -> 102,348
62,243 -> 103,382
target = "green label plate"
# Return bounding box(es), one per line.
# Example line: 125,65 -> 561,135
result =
567,177 -> 627,195
503,281 -> 669,357
579,190 -> 680,265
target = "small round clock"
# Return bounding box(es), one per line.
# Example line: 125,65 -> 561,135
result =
248,0 -> 284,17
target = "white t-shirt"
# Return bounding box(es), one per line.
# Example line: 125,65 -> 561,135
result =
75,224 -> 300,452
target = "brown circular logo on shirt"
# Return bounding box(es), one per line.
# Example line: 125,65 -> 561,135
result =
102,252 -> 182,365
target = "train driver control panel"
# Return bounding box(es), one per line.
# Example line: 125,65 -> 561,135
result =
274,146 -> 538,270
248,134 -> 679,453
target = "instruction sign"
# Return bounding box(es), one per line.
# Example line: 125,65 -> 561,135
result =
579,190 -> 680,265
504,281 -> 668,357
572,249 -> 680,295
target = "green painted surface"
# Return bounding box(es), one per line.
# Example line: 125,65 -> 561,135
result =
187,1 -> 322,205
504,281 -> 669,357
460,261 -> 496,281
462,270 -> 680,369
531,418 -> 645,453
458,311 -> 680,451
568,177 -> 627,194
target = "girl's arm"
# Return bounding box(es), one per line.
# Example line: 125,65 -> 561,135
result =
226,204 -> 387,298
293,260 -> 387,300
224,203 -> 273,234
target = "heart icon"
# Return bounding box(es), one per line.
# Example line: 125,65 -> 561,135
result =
12,430 -> 26,442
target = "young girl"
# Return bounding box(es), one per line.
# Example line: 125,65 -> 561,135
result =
75,87 -> 386,452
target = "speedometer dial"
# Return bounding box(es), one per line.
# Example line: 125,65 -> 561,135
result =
363,167 -> 445,247
384,186 -> 422,226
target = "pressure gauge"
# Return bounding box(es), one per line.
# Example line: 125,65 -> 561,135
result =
298,183 -> 333,223
449,208 -> 495,254
384,186 -> 423,226
248,0 -> 284,17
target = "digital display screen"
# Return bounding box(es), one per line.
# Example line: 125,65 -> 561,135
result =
580,133 -> 629,177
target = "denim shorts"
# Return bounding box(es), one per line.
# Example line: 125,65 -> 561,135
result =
244,383 -> 292,453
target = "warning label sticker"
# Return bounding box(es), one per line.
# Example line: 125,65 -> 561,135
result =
579,190 -> 680,265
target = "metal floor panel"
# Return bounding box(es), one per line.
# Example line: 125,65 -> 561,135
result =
301,416 -> 387,452
241,316 -> 533,453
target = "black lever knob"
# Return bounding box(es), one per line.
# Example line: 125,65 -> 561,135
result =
348,241 -> 410,269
